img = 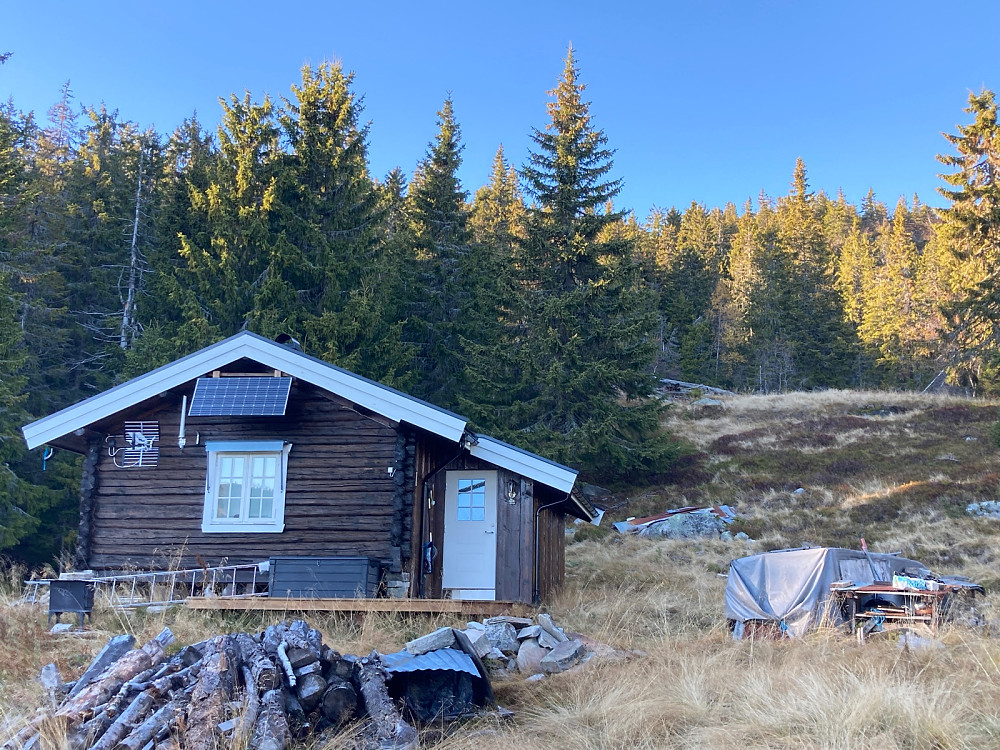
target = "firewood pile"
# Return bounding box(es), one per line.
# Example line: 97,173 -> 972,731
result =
6,613 -> 632,750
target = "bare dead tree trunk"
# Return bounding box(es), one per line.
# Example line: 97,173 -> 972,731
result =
119,147 -> 143,350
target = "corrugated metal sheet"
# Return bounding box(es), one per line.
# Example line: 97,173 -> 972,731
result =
381,647 -> 480,677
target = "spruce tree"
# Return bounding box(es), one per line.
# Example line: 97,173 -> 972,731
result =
480,47 -> 677,483
406,96 -> 472,409
937,88 -> 1000,388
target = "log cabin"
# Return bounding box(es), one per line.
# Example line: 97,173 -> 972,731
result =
21,332 -> 596,604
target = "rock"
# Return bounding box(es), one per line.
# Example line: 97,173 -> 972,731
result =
484,622 -> 519,655
691,397 -> 723,408
539,640 -> 586,674
516,638 -> 548,676
516,625 -> 542,640
465,621 -> 486,631
537,629 -> 561,650
485,616 -> 533,628
50,623 -> 74,634
720,531 -> 733,541
536,613 -> 568,643
735,532 -> 751,541
405,627 -> 455,655
967,501 -> 1000,518
39,663 -> 62,694
460,627 -> 493,659
639,512 -> 726,539
525,673 -> 546,682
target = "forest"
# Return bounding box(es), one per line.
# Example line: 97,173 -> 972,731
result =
0,48 -> 998,565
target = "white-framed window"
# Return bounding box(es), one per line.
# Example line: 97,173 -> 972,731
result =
201,440 -> 292,533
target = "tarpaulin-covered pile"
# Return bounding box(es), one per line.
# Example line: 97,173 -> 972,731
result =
725,547 -> 982,639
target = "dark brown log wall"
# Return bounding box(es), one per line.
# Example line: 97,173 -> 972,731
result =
86,384 -> 401,570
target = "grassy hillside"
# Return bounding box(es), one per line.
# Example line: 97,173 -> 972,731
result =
5,390 -> 1000,748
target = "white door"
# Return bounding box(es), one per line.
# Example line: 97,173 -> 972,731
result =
442,470 -> 497,600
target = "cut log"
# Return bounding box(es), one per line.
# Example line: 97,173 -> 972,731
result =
112,696 -> 186,750
296,673 -> 327,712
183,635 -> 242,750
67,634 -> 136,699
89,691 -> 155,750
235,632 -> 280,691
146,661 -> 201,698
56,628 -> 173,724
320,677 -> 358,727
234,665 -> 260,748
251,689 -> 291,750
356,652 -> 417,750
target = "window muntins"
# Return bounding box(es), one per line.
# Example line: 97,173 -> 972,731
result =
201,441 -> 291,533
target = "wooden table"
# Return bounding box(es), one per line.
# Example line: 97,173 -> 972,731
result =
832,584 -> 951,643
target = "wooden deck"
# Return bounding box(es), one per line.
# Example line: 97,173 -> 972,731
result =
185,596 -> 531,618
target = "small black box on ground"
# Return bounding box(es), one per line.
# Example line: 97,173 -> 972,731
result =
268,556 -> 380,598
49,580 -> 95,627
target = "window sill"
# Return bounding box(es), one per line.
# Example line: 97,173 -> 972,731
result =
201,522 -> 285,534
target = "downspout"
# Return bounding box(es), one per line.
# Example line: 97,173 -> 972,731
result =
533,493 -> 570,606
417,447 -> 464,598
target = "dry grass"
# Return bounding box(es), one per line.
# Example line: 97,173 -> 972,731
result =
6,389 -> 1000,747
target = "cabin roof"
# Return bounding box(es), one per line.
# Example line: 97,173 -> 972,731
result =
21,332 -> 583,500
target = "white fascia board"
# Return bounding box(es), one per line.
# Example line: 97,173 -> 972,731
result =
468,434 -> 578,494
23,332 -> 467,450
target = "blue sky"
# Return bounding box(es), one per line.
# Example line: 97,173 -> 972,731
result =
3,1 -> 998,216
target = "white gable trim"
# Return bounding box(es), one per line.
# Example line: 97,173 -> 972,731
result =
22,332 -> 466,450
468,434 -> 578,495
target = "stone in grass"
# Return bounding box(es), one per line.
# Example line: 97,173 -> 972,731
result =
484,622 -> 519,655
525,673 -> 546,682
466,620 -> 486,631
485,615 -> 533,628
50,623 -> 74,635
539,640 -> 585,674
460,627 -> 493,659
405,626 -> 455,655
517,625 -> 542,641
516,638 -> 548,677
536,613 -> 568,643
537,629 -> 562,651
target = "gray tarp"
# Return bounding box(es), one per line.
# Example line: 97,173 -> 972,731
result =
725,547 -> 932,638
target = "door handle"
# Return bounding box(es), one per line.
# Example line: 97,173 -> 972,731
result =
484,529 -> 495,534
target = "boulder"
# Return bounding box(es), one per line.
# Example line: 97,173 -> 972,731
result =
516,625 -> 542,641
537,613 -> 568,643
537,629 -> 561,650
484,622 -> 519,655
539,640 -> 585,674
459,627 -> 493,659
405,627 -> 455,655
639,512 -> 726,539
516,638 -> 548,676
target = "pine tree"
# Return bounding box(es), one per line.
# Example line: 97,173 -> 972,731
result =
477,47 -> 677,482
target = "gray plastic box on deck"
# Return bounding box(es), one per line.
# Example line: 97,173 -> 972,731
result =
268,556 -> 380,598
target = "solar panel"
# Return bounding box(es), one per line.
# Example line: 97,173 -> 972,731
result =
188,377 -> 292,417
